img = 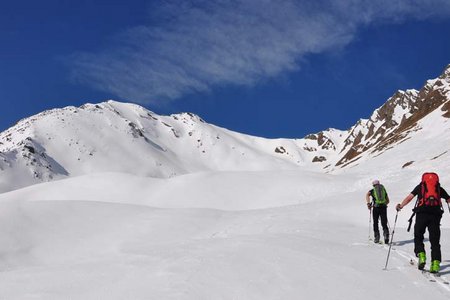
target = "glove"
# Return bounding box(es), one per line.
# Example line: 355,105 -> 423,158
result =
367,202 -> 372,209
396,203 -> 402,211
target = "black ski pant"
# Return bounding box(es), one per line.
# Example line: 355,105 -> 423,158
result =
414,213 -> 442,262
373,206 -> 389,240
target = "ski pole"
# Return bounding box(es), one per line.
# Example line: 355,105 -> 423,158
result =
384,210 -> 398,270
368,206 -> 372,242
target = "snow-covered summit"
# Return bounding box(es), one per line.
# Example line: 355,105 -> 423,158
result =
0,100 -> 320,192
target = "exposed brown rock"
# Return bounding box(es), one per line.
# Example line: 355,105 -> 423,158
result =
336,131 -> 364,166
442,100 -> 450,118
303,146 -> 316,152
365,123 -> 375,140
402,161 -> 414,168
317,133 -> 326,146
335,65 -> 449,168
304,134 -> 317,140
312,156 -> 326,162
317,132 -> 336,150
339,156 -> 362,168
275,146 -> 286,154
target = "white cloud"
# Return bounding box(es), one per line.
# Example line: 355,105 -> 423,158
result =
69,0 -> 450,104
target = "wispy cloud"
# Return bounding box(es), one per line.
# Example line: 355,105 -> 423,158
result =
69,0 -> 450,104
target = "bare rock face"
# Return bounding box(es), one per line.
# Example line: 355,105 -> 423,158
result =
312,156 -> 326,163
442,100 -> 450,118
302,129 -> 341,153
317,132 -> 336,150
335,64 -> 450,167
335,90 -> 417,166
275,146 -> 287,154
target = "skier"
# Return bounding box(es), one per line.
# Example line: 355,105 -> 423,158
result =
396,172 -> 450,273
366,180 -> 390,244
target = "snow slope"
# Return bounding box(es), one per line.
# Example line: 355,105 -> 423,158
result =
1,169 -> 450,299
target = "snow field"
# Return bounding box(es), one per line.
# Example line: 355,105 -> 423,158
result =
1,170 -> 450,299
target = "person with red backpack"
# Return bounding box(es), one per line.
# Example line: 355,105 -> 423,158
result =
396,172 -> 450,273
366,180 -> 390,244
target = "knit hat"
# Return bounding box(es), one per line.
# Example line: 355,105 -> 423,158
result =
372,179 -> 380,185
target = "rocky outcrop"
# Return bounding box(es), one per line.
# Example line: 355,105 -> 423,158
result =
336,64 -> 450,167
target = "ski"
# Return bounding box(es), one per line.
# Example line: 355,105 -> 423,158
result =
430,273 -> 450,285
409,259 -> 450,287
410,259 -> 441,283
420,270 -> 450,285
421,270 -> 436,282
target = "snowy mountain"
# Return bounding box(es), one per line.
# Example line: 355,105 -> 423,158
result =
1,65 -> 450,194
0,101 -> 309,192
0,99 -> 343,192
1,66 -> 450,299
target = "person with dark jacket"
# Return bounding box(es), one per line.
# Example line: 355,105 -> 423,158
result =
396,173 -> 450,273
366,180 -> 390,244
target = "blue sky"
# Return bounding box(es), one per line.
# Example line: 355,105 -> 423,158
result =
1,0 -> 450,138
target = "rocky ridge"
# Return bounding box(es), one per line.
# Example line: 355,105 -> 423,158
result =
335,64 -> 450,168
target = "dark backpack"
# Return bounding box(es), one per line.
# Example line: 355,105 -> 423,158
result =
418,172 -> 441,207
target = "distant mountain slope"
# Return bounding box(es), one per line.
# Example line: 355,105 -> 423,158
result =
1,65 -> 449,193
0,101 -> 335,192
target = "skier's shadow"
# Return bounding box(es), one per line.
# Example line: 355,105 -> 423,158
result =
392,239 -> 415,246
438,260 -> 450,275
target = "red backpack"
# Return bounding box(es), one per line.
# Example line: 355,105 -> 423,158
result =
418,172 -> 441,207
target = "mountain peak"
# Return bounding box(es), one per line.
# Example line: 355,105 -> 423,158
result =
442,64 -> 450,78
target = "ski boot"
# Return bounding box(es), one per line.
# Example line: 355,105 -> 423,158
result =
374,232 -> 380,244
430,260 -> 440,273
383,231 -> 389,244
417,252 -> 426,270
